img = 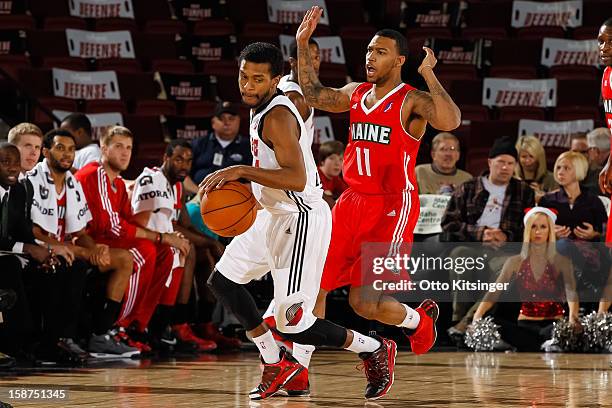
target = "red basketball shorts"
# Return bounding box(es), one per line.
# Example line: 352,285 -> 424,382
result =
320,188 -> 420,292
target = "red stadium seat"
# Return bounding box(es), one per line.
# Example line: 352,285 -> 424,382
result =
134,100 -> 177,116
0,55 -> 31,79
27,31 -> 68,58
85,100 -> 128,115
461,27 -> 508,40
193,20 -> 235,36
42,16 -> 88,31
202,60 -> 240,101
0,15 -> 35,30
117,72 -> 159,101
151,59 -> 195,74
95,19 -> 139,33
183,100 -> 217,117
556,79 -> 601,106
464,1 -> 512,28
227,0 -> 268,24
449,79 -> 483,106
97,58 -> 143,73
144,20 -> 187,35
18,68 -> 53,97
490,39 -> 541,67
572,26 -> 599,41
318,62 -> 349,89
552,106 -> 602,121
124,115 -> 164,143
29,0 -> 70,18
326,0 -> 365,27
35,97 -> 78,124
134,33 -> 178,61
548,65 -> 599,80
516,27 -> 565,40
459,105 -> 490,122
489,66 -> 537,79
42,57 -> 88,71
468,120 -> 518,147
465,147 -> 491,176
133,0 -> 172,23
499,106 -> 546,121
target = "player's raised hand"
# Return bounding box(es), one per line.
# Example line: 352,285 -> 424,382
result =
418,46 -> 437,76
296,6 -> 322,45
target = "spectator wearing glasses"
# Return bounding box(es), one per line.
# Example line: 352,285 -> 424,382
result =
415,132 -> 471,195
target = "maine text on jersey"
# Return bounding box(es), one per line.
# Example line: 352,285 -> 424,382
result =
351,122 -> 392,145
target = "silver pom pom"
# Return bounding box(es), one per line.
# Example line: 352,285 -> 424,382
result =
550,317 -> 585,352
465,316 -> 501,351
582,312 -> 612,352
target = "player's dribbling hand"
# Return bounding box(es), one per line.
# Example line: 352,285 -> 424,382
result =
418,47 -> 437,76
296,6 -> 323,45
199,165 -> 244,194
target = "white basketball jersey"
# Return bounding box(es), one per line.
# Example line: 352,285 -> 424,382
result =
249,91 -> 324,214
278,75 -> 315,145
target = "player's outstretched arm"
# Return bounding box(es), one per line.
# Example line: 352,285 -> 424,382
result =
409,47 -> 461,131
296,6 -> 358,112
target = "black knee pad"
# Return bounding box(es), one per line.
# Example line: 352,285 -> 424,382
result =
280,319 -> 347,348
207,269 -> 263,331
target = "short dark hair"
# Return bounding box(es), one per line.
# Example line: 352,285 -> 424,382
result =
43,129 -> 75,149
375,29 -> 408,57
165,139 -> 192,156
0,142 -> 19,156
318,140 -> 345,164
61,113 -> 92,137
239,42 -> 284,78
603,18 -> 612,27
289,38 -> 319,59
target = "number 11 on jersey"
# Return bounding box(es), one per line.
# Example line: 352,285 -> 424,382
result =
356,147 -> 371,177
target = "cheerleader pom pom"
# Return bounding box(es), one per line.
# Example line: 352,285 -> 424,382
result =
465,316 -> 501,352
550,317 -> 585,352
582,312 -> 612,352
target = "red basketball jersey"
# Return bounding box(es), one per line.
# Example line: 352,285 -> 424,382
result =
343,82 -> 421,194
603,66 -> 612,135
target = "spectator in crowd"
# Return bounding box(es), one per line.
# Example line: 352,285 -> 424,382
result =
470,207 -> 580,351
570,133 -> 589,158
60,113 -> 101,172
7,123 -> 42,175
514,135 -> 557,203
131,139 -> 222,352
189,102 -> 252,188
441,136 -> 534,329
416,132 -> 471,195
29,129 -> 139,359
539,151 -> 608,303
76,126 -> 189,353
579,128 -> 610,194
317,141 -> 347,207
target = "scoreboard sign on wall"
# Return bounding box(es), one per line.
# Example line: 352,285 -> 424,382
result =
66,29 -> 135,59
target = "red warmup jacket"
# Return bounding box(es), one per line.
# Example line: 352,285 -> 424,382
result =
75,162 -> 137,240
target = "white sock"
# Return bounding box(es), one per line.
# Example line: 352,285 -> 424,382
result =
345,330 -> 381,353
292,343 -> 315,368
398,303 -> 420,329
252,330 -> 281,364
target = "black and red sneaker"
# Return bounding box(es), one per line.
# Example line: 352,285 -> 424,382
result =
249,348 -> 303,400
114,327 -> 152,354
358,336 -> 397,400
403,299 -> 439,355
276,367 -> 310,397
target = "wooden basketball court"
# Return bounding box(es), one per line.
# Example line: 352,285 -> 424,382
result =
0,351 -> 610,407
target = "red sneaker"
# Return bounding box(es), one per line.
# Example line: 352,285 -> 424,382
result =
196,322 -> 242,350
403,299 -> 439,355
114,328 -> 152,354
263,316 -> 294,351
359,336 -> 397,400
277,367 -> 310,397
172,323 -> 217,352
248,348 -> 303,400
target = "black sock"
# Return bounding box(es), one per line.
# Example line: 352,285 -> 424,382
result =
151,305 -> 174,336
174,303 -> 191,325
198,301 -> 215,323
95,299 -> 122,335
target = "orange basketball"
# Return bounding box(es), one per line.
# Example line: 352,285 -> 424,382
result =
200,181 -> 258,237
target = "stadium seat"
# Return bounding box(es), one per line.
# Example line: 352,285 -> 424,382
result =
461,27 -> 508,40
449,79 -> 483,106
28,0 -> 70,18
468,120 -> 519,148
97,58 -> 143,73
117,72 -> 159,101
548,65 -> 599,80
151,59 -> 195,74
134,100 -> 177,116
326,0 -> 366,27
489,66 -> 537,79
490,39 -> 541,67
133,0 -> 172,23
42,16 -> 88,31
134,33 -> 179,61
202,60 -> 240,101
463,1 -> 512,28
17,68 -> 53,97
42,57 -> 88,71
318,62 -> 349,88
0,55 -> 31,80
498,106 -> 546,121
193,20 -> 235,36
95,19 -> 140,33
34,97 -> 78,124
0,15 -> 35,30
124,115 -> 164,143
227,0 -> 269,24
556,79 -> 601,107
183,101 -> 217,117
572,26 -> 599,40
459,105 -> 490,122
552,106 -> 602,121
85,100 -> 128,115
144,20 -> 187,34
465,147 -> 491,176
27,31 -> 68,58
515,27 -> 565,40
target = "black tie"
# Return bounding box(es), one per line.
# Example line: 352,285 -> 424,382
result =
0,192 -> 8,239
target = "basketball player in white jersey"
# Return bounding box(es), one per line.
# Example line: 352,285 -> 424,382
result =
200,43 -> 398,401
259,38 -> 321,394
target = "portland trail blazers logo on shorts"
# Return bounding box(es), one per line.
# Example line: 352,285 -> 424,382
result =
285,302 -> 304,326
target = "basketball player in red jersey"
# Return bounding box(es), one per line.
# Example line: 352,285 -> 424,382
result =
296,6 -> 461,355
597,19 -> 612,244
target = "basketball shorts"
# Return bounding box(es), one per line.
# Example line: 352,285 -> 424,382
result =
320,188 -> 420,292
216,202 -> 332,334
